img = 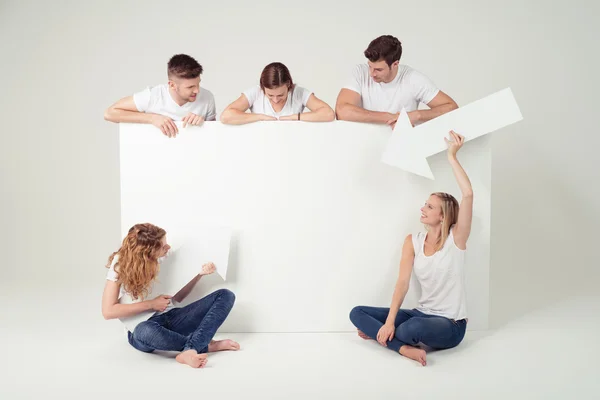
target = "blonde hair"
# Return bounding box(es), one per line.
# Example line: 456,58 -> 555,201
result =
106,223 -> 166,300
427,192 -> 459,251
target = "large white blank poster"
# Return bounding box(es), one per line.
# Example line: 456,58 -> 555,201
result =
119,121 -> 490,331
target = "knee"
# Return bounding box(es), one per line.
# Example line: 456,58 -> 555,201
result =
216,288 -> 235,305
132,321 -> 156,342
349,306 -> 363,324
395,319 -> 421,338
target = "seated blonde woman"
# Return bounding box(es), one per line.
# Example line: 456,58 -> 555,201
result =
220,62 -> 334,124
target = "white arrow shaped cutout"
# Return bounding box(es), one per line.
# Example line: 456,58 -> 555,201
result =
381,87 -> 524,179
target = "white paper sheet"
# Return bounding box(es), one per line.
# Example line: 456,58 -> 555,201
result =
117,226 -> 232,332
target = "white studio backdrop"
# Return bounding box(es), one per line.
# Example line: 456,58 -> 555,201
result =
2,0 -> 597,340
119,121 -> 490,332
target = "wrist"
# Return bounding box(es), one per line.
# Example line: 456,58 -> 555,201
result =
144,300 -> 154,311
414,110 -> 423,123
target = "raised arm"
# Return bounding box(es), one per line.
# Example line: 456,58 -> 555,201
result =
172,275 -> 201,303
171,262 -> 217,303
377,234 -> 415,345
220,94 -> 276,125
446,131 -> 473,249
335,89 -> 396,123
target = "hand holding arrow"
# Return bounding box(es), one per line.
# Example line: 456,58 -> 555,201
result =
381,87 -> 524,179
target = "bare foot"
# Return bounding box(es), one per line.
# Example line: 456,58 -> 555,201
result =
176,350 -> 208,368
400,345 -> 427,366
357,330 -> 371,340
208,339 -> 240,352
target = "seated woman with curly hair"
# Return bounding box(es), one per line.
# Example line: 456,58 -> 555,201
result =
101,223 -> 239,368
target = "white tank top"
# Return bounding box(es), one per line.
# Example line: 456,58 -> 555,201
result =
411,228 -> 468,320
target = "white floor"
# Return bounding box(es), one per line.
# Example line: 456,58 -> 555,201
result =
2,294 -> 599,399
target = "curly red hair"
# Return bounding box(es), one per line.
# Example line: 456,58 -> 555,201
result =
106,223 -> 166,300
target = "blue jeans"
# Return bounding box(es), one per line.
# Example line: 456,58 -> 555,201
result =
128,289 -> 235,354
349,306 -> 467,353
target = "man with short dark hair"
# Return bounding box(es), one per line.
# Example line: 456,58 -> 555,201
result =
335,35 -> 457,128
104,54 -> 216,137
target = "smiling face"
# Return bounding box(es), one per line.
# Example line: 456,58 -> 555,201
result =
420,195 -> 444,227
169,76 -> 201,103
166,54 -> 203,104
154,235 -> 171,259
264,84 -> 289,105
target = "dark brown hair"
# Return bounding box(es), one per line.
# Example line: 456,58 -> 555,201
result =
364,35 -> 403,67
260,62 -> 294,91
168,54 -> 203,80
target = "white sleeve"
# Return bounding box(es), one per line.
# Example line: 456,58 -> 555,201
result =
106,257 -> 118,282
409,70 -> 440,105
242,86 -> 260,109
206,93 -> 217,121
132,87 -> 152,112
342,65 -> 363,94
299,86 -> 313,106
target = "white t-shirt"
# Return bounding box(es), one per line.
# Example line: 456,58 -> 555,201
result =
106,254 -> 176,315
242,85 -> 312,118
133,84 -> 217,121
411,228 -> 468,320
344,64 -> 440,113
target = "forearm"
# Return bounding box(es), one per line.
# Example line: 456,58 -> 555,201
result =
413,103 -> 458,124
449,155 -> 473,196
336,103 -> 392,124
385,283 -> 408,324
104,108 -> 156,124
103,300 -> 153,320
172,275 -> 201,303
221,109 -> 267,125
298,107 -> 335,122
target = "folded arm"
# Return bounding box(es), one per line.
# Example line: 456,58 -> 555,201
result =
411,91 -> 458,125
101,280 -> 153,320
220,94 -> 276,125
281,94 -> 334,122
104,96 -> 156,124
335,89 -> 395,123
